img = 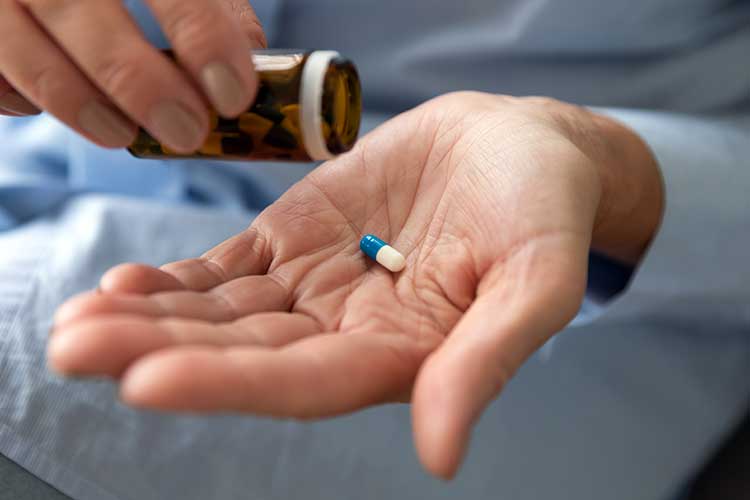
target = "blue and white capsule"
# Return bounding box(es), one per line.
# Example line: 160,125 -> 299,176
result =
360,234 -> 406,273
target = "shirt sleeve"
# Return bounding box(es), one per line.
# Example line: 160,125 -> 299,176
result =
0,117 -> 71,231
577,109 -> 750,326
0,115 -> 193,232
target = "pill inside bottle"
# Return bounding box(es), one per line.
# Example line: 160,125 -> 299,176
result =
128,50 -> 362,162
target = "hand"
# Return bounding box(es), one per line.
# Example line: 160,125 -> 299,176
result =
0,0 -> 266,152
48,92 -> 664,478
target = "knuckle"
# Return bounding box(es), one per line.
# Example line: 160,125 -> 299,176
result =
225,1 -> 266,46
162,6 -> 225,53
429,91 -> 499,118
22,64 -> 62,107
438,90 -> 488,105
521,95 -> 566,112
92,54 -> 143,99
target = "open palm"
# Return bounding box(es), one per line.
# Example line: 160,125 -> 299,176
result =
50,92 -> 608,477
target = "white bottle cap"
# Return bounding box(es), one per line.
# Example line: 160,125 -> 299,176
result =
300,50 -> 340,162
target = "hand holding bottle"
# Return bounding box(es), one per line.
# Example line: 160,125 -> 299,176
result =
0,0 -> 266,152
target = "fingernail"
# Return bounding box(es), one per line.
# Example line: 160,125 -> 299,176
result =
200,62 -> 250,117
0,91 -> 40,115
149,101 -> 206,153
78,101 -> 135,147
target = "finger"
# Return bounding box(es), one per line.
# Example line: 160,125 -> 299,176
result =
159,228 -> 272,291
48,312 -> 321,378
219,0 -> 267,48
100,228 -> 270,294
20,0 -> 209,153
412,234 -> 590,479
55,275 -> 290,327
0,90 -> 40,115
100,264 -> 187,294
0,76 -> 39,114
145,0 -> 261,117
119,332 -> 439,416
0,2 -> 136,146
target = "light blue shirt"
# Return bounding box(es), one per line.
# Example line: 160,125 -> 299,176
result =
0,1 -> 749,500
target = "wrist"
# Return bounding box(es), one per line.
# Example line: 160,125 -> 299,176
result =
582,110 -> 665,265
546,101 -> 664,265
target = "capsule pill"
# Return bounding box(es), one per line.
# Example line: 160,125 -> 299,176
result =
360,234 -> 406,273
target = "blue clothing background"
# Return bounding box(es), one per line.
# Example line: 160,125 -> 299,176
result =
0,1 -> 749,499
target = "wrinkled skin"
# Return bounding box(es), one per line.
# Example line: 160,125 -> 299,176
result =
49,92 -> 663,478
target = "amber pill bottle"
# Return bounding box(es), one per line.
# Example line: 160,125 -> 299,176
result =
128,50 -> 362,162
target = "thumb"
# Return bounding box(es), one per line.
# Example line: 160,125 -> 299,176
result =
411,233 -> 590,479
220,1 -> 268,48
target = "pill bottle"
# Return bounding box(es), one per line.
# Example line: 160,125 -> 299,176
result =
128,50 -> 362,162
